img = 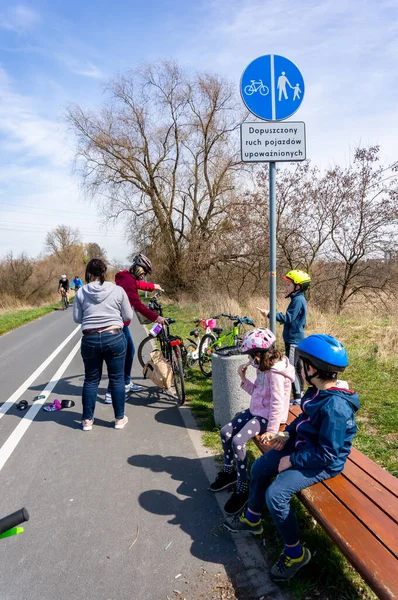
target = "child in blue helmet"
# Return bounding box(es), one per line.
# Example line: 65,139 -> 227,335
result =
224,334 -> 360,582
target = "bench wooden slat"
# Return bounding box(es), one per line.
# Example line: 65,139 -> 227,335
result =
340,461 -> 398,524
299,482 -> 398,600
349,448 -> 398,498
324,474 -> 398,558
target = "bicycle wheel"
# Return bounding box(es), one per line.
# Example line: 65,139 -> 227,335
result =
198,333 -> 217,378
244,84 -> 254,95
185,342 -> 198,368
259,85 -> 269,96
62,295 -> 68,310
137,334 -> 164,368
171,346 -> 186,406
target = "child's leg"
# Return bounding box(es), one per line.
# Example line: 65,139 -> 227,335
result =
266,467 -> 332,545
285,343 -> 302,401
220,410 -> 253,472
231,416 -> 268,491
266,467 -> 333,580
223,448 -> 286,525
247,448 -> 289,513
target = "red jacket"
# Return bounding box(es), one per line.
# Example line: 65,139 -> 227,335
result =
115,270 -> 158,323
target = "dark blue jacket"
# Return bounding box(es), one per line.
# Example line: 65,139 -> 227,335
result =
285,387 -> 360,475
275,290 -> 307,344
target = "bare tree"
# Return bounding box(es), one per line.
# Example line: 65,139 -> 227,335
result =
45,225 -> 82,263
254,162 -> 333,274
67,61 -> 243,293
324,146 -> 398,312
0,252 -> 34,298
85,242 -> 107,263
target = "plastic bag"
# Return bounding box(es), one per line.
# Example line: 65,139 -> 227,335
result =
143,350 -> 173,389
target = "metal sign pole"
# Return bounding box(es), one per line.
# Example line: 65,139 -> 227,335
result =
269,161 -> 277,334
239,54 -> 306,335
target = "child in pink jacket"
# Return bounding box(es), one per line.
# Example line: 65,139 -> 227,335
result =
209,328 -> 295,515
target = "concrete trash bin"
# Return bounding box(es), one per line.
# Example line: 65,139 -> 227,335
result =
211,351 -> 256,427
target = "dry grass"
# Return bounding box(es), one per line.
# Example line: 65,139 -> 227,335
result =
178,294 -> 398,362
0,292 -> 61,313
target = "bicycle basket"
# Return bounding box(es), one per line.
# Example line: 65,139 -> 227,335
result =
137,300 -> 160,325
136,312 -> 152,325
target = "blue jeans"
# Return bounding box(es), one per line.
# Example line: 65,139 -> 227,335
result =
123,325 -> 135,386
81,331 -> 127,420
249,448 -> 332,545
106,325 -> 135,391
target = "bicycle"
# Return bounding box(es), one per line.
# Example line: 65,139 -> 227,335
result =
244,79 -> 269,96
59,287 -> 69,310
0,508 -> 29,539
198,313 -> 255,378
185,316 -> 220,368
137,292 -> 186,406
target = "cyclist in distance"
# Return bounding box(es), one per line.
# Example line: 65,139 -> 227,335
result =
104,253 -> 167,401
71,275 -> 83,291
58,274 -> 69,303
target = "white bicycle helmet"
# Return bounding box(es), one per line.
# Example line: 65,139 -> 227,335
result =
240,328 -> 276,354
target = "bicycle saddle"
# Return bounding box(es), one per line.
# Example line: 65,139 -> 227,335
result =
190,329 -> 200,336
212,327 -> 223,335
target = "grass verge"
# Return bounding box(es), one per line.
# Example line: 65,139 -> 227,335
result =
158,299 -> 396,600
0,302 -> 67,336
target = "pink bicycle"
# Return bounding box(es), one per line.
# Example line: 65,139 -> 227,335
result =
185,316 -> 221,368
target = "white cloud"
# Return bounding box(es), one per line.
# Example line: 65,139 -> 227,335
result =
0,67 -> 127,260
0,67 -> 70,167
55,55 -> 105,79
0,4 -> 41,32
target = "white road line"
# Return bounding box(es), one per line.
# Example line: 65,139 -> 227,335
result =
0,325 -> 80,420
0,338 -> 81,473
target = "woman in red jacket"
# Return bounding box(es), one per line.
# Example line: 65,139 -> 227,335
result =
105,254 -> 167,402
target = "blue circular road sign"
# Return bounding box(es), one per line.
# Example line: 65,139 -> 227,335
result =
240,54 -> 305,121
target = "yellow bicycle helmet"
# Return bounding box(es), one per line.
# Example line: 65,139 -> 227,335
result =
283,270 -> 311,291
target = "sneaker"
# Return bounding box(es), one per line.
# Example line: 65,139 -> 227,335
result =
104,392 -> 112,404
224,491 -> 249,515
209,470 -> 237,492
223,511 -> 263,536
114,416 -> 128,430
270,547 -> 311,581
129,383 -> 144,393
82,419 -> 94,431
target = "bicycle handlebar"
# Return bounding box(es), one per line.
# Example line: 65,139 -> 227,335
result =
0,508 -> 29,536
221,313 -> 255,326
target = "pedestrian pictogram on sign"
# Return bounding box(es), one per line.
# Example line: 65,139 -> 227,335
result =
240,55 -> 305,121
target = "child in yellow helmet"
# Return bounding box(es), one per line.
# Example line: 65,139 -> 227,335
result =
258,270 -> 311,404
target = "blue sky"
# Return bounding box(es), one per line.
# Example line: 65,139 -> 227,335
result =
1,0 -> 398,261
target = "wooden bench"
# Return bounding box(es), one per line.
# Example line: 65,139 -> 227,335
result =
253,405 -> 398,600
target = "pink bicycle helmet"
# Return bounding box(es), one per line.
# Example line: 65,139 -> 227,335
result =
240,328 -> 276,354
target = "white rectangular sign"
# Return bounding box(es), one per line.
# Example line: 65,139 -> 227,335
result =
240,121 -> 306,162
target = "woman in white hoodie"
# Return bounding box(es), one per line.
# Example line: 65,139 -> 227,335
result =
73,259 -> 133,431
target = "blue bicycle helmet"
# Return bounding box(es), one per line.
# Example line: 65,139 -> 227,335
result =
297,334 -> 348,373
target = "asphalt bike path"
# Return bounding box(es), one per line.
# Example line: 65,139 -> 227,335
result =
0,310 -> 285,600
